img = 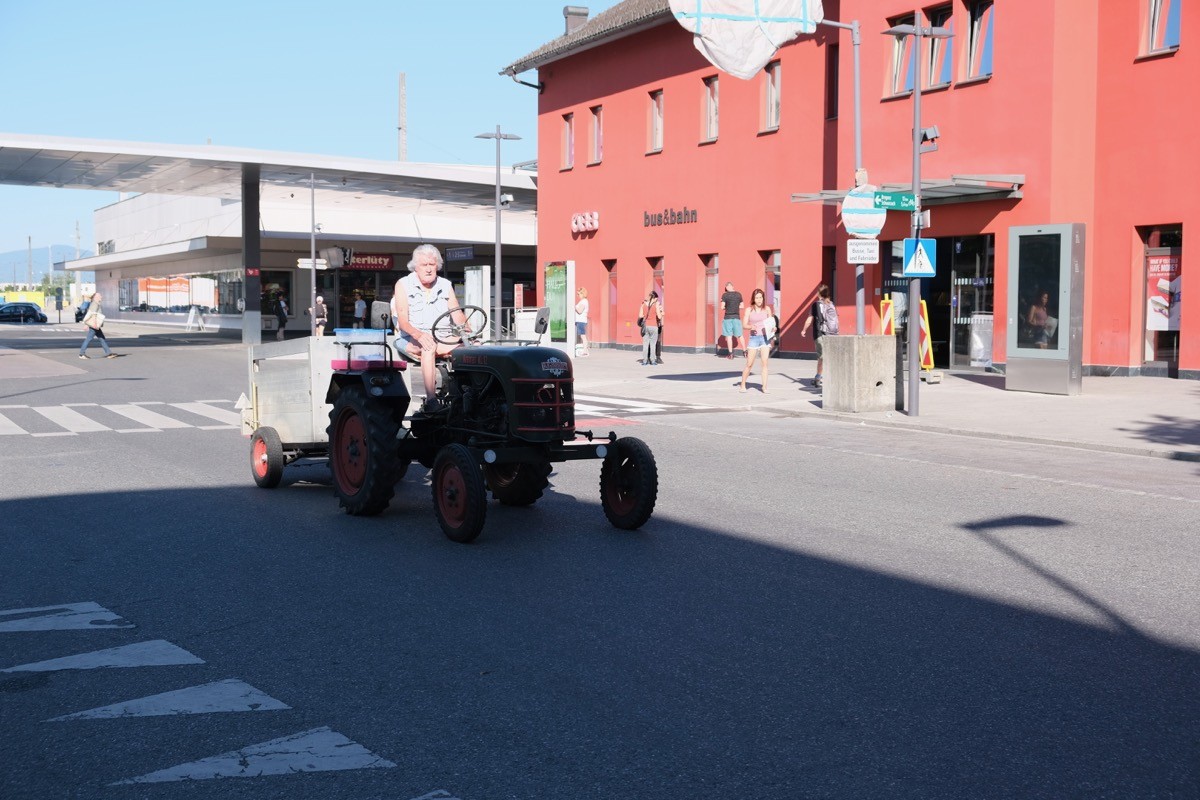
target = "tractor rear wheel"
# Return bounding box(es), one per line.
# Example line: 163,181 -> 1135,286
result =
328,385 -> 402,516
432,444 -> 487,543
483,460 -> 552,506
599,437 -> 658,530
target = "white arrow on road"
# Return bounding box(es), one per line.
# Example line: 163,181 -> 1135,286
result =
1,640 -> 203,672
111,727 -> 396,784
47,678 -> 290,721
0,602 -> 132,632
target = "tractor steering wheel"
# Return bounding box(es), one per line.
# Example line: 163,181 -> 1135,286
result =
431,305 -> 489,346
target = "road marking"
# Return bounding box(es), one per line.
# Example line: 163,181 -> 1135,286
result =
575,393 -> 676,412
111,726 -> 396,784
104,403 -> 193,429
48,678 -> 290,721
0,411 -> 26,435
1,639 -> 204,672
32,405 -> 111,433
0,601 -> 132,632
170,402 -> 241,426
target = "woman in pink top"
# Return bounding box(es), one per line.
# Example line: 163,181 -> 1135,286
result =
739,289 -> 774,393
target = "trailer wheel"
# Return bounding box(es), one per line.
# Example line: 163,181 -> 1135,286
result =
483,460 -> 551,506
250,427 -> 285,489
600,437 -> 658,530
432,444 -> 487,543
328,385 -> 401,516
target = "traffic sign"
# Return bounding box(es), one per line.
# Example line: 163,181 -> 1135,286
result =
902,238 -> 936,277
297,258 -> 330,271
846,239 -> 880,264
874,192 -> 916,211
840,184 -> 886,239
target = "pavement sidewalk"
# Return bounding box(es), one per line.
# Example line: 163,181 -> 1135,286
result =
571,347 -> 1200,462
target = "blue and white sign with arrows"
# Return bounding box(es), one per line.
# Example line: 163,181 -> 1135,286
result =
902,238 -> 937,277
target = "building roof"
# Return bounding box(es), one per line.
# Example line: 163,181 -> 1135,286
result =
502,0 -> 673,76
0,133 -> 537,213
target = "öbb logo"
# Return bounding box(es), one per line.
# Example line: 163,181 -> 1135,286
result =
571,211 -> 599,233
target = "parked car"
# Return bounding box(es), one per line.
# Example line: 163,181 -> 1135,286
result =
0,302 -> 48,324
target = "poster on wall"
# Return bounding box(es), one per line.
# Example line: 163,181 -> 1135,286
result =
545,262 -> 567,342
1146,252 -> 1182,331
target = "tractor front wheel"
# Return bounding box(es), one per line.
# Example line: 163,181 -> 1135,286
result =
599,437 -> 658,530
432,444 -> 487,543
483,460 -> 552,506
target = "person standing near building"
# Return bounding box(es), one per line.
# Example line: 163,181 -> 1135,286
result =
309,295 -> 328,337
574,287 -> 590,356
77,292 -> 118,359
800,283 -> 838,388
718,281 -> 744,359
654,296 -> 665,364
638,291 -> 661,366
738,289 -> 773,393
274,292 -> 289,341
352,291 -> 367,328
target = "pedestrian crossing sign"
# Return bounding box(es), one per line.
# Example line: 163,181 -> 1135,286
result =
902,238 -> 936,277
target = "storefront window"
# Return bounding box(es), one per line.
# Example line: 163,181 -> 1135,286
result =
260,270 -> 293,318
117,269 -> 244,315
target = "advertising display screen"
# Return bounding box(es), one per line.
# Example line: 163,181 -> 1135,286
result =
545,262 -> 567,342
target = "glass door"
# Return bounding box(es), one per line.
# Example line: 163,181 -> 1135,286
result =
950,234 -> 995,368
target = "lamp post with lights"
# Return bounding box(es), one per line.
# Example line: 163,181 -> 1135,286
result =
475,125 -> 521,339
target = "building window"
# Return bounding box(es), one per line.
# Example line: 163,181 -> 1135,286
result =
762,60 -> 781,130
928,5 -> 953,87
702,76 -> 719,141
648,90 -> 664,153
1147,0 -> 1181,53
889,13 -> 917,95
761,250 -> 782,318
825,43 -> 839,119
967,1 -> 994,79
589,105 -> 603,164
561,113 -> 574,170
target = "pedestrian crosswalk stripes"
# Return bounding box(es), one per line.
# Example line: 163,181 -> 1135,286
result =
0,395 -> 705,437
0,400 -> 239,436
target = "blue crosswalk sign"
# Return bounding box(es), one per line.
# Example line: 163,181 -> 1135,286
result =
902,238 -> 936,277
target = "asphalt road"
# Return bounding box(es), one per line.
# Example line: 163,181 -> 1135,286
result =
2,324 -> 1198,799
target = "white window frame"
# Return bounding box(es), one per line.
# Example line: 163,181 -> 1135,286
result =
762,61 -> 781,131
889,14 -> 917,95
967,1 -> 994,79
927,5 -> 954,88
648,90 -> 664,153
702,75 -> 719,141
561,113 -> 574,170
589,105 -> 603,164
1147,0 -> 1182,54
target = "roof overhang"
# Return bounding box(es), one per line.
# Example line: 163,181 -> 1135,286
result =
791,174 -> 1025,206
0,133 -> 537,206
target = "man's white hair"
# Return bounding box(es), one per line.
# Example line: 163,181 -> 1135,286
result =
407,244 -> 444,272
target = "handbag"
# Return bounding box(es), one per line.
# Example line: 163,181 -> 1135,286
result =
90,311 -> 106,329
637,315 -> 645,328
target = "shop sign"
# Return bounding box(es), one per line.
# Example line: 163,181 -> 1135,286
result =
1146,252 -> 1181,331
643,207 -> 698,227
349,253 -> 394,271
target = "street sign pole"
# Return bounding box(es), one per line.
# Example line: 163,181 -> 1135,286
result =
907,22 -> 924,417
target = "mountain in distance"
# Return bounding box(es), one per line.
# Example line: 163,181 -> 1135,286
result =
0,244 -> 94,285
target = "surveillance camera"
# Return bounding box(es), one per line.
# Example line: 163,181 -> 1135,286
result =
499,193 -> 514,206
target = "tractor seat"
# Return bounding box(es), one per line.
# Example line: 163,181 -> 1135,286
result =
392,340 -> 457,367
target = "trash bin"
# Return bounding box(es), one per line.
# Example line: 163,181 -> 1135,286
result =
969,313 -> 993,367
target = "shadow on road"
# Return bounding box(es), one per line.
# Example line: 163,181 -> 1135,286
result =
1,488 -> 1196,797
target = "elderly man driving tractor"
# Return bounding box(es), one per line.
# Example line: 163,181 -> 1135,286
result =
390,244 -> 473,411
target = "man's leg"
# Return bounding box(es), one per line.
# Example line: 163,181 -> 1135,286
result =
79,328 -> 94,356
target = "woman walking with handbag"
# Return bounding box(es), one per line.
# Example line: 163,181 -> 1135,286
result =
78,292 -> 118,359
738,289 -> 774,392
638,291 -> 661,366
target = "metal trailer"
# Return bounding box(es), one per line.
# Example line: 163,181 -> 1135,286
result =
239,336 -> 348,487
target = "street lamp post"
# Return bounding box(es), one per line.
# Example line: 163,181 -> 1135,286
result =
475,125 -> 521,339
884,15 -> 951,417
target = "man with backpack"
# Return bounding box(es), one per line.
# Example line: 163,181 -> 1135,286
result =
800,283 -> 839,388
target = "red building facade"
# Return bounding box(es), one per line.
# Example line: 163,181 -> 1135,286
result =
506,0 -> 1195,378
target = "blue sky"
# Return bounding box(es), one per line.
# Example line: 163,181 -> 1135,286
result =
0,0 -> 619,254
